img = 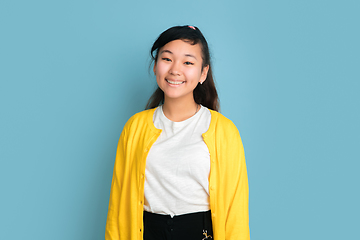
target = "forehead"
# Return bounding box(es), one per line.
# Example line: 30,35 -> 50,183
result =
159,39 -> 202,57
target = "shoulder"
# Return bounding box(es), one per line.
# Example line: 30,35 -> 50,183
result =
208,110 -> 239,134
123,108 -> 158,133
127,108 -> 155,123
207,111 -> 245,154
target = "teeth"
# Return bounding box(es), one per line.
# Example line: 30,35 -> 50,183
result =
166,79 -> 184,85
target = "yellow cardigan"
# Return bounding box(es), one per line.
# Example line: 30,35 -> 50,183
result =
105,108 -> 249,240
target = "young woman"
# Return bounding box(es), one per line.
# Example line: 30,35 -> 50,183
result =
105,25 -> 249,240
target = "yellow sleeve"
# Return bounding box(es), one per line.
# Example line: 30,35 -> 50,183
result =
105,127 -> 127,240
225,130 -> 250,240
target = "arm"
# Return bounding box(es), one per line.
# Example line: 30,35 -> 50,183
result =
105,128 -> 127,240
225,130 -> 250,240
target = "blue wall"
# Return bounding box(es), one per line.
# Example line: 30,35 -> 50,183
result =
1,0 -> 359,239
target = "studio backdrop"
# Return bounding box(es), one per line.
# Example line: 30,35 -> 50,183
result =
0,0 -> 359,239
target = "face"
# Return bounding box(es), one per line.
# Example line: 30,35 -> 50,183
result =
153,39 -> 209,102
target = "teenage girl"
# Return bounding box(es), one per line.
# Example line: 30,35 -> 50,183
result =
105,25 -> 249,240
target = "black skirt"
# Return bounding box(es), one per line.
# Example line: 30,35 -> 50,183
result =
143,210 -> 213,240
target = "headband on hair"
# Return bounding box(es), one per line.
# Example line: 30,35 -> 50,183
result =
188,25 -> 196,30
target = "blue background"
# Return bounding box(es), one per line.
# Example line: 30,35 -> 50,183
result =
1,0 -> 359,239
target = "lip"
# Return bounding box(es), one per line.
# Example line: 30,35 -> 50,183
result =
166,78 -> 185,86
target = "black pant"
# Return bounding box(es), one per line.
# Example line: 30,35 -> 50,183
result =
143,210 -> 213,240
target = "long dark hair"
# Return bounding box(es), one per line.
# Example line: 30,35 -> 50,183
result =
145,25 -> 219,111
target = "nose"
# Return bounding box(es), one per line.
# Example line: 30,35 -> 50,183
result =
169,61 -> 181,75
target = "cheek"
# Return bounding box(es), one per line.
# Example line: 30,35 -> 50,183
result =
186,68 -> 202,81
155,62 -> 168,75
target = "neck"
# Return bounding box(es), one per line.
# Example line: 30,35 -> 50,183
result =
162,97 -> 199,122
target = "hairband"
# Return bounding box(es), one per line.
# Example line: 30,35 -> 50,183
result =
188,25 -> 196,30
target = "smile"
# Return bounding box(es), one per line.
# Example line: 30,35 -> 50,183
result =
166,79 -> 185,85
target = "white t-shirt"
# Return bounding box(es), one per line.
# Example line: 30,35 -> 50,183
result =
143,105 -> 212,217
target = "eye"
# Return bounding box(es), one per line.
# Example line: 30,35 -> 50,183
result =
162,57 -> 171,62
184,61 -> 194,65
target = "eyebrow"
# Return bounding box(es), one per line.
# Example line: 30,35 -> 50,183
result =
185,54 -> 197,60
160,50 -> 197,60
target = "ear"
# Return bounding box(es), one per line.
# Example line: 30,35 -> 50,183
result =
199,65 -> 209,83
153,63 -> 156,75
